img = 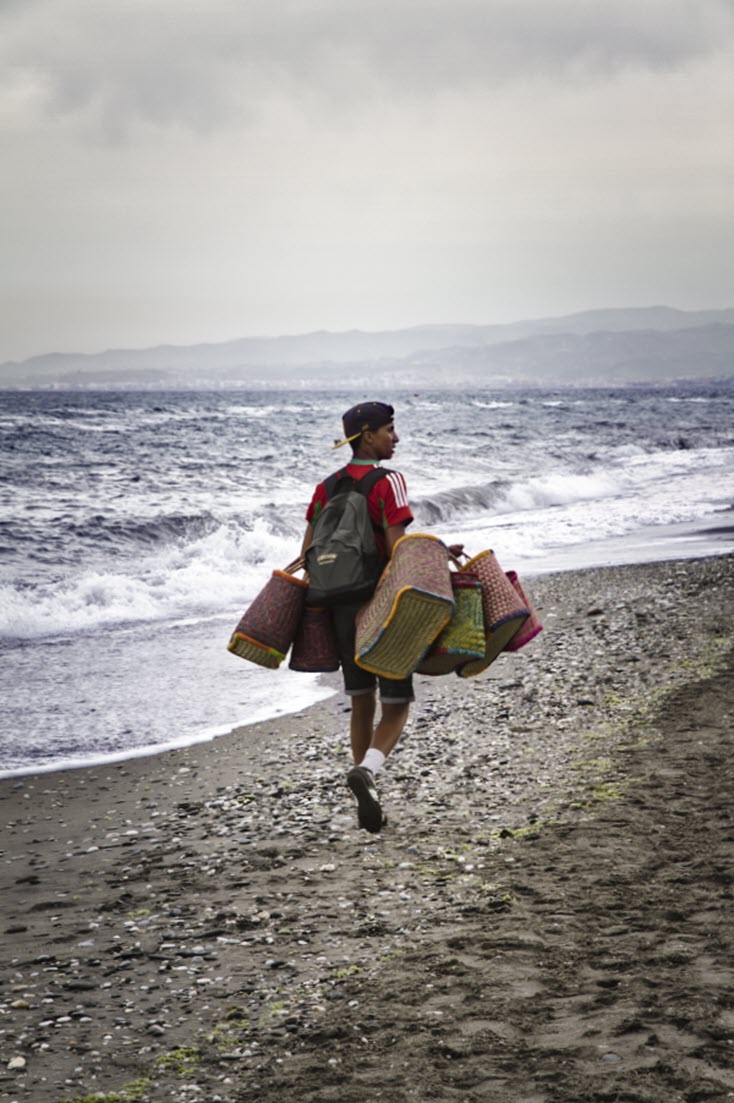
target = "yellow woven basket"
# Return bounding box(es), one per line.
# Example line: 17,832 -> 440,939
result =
355,533 -> 454,679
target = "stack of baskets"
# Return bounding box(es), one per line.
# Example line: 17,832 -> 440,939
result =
355,541 -> 541,679
454,550 -> 531,678
227,539 -> 542,678
228,557 -> 342,673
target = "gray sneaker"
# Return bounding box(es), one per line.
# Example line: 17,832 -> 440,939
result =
346,766 -> 383,834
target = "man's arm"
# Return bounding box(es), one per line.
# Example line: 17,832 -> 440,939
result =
385,523 -> 406,558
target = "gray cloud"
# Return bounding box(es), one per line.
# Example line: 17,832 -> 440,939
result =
2,0 -> 733,137
1,0 -> 732,361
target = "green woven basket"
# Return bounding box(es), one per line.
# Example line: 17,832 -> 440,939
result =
417,573 -> 485,676
456,550 -> 529,678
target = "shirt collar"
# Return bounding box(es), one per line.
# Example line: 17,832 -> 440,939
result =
349,458 -> 382,466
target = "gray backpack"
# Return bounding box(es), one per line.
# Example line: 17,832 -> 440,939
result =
305,467 -> 394,606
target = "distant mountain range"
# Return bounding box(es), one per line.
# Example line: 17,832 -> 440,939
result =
2,306 -> 734,388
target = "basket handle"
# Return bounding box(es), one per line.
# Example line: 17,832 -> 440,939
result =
283,557 -> 307,576
448,548 -> 469,570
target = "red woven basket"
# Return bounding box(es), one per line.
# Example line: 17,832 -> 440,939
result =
289,606 -> 340,672
228,559 -> 308,669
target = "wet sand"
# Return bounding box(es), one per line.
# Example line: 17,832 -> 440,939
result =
1,555 -> 733,1103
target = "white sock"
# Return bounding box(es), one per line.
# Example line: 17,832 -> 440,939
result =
360,748 -> 386,776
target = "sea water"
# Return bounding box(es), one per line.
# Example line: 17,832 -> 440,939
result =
1,385 -> 733,775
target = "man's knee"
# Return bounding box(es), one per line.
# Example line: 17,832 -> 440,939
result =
382,700 -> 410,716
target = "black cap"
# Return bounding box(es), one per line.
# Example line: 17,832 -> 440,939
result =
332,401 -> 394,449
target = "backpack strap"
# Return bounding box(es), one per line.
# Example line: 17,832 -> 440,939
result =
322,468 -> 347,499
323,466 -> 394,501
354,466 -> 395,497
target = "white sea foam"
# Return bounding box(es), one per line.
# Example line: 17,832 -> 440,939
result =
0,518 -> 298,639
447,459 -> 734,568
496,471 -> 623,514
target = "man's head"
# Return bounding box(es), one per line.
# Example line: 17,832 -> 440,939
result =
333,401 -> 398,460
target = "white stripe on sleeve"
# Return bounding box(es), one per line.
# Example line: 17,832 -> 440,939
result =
387,472 -> 409,510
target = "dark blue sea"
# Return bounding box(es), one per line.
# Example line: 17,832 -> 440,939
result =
1,385 -> 733,776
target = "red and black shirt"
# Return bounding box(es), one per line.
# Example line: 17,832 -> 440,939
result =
306,461 -> 413,561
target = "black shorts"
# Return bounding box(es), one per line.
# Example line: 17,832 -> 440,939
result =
331,603 -> 414,704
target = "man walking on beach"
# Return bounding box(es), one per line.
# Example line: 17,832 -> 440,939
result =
301,402 -> 414,834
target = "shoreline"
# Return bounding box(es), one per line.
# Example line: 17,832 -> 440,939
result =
3,533 -> 734,782
1,554 -> 733,1102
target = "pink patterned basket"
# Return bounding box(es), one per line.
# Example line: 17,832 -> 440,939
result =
456,549 -> 529,678
355,534 -> 454,679
289,606 -> 340,673
228,560 -> 308,669
503,571 -> 543,651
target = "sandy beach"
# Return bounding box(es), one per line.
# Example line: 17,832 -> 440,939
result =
1,554 -> 733,1103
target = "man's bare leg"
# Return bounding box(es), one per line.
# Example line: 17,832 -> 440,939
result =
350,691 -> 376,764
351,697 -> 410,763
347,700 -> 410,834
371,702 -> 410,758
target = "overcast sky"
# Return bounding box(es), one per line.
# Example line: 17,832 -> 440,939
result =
2,0 -> 733,362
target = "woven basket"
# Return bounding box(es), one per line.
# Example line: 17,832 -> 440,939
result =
289,606 -> 340,672
355,533 -> 454,679
417,573 -> 485,676
503,571 -> 543,652
227,633 -> 286,670
228,559 -> 308,669
456,550 -> 529,678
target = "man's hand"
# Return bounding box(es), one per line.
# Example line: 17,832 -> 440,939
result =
447,543 -> 465,559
